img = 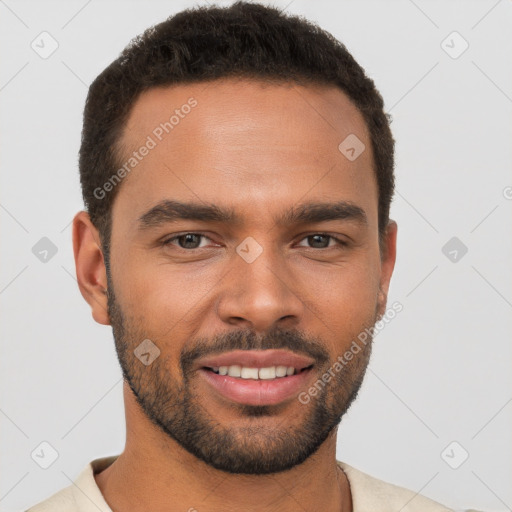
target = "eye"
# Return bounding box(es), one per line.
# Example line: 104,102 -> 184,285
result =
162,233 -> 213,250
161,232 -> 348,251
296,233 -> 348,249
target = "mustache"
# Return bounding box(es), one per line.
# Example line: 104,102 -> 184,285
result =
180,327 -> 330,374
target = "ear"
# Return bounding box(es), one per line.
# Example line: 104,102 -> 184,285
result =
72,211 -> 110,325
377,220 -> 398,317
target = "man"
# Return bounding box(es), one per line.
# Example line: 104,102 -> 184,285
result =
26,2 -> 456,511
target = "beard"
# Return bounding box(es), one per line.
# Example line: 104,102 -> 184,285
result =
106,275 -> 379,475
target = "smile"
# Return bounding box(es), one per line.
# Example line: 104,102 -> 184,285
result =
199,365 -> 314,406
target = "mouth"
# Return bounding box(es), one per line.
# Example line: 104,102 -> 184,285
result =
198,364 -> 315,406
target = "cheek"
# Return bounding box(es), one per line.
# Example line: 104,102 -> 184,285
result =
308,252 -> 380,304
114,257 -> 216,344
303,256 -> 381,341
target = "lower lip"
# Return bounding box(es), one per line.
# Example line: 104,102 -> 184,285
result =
198,367 -> 314,406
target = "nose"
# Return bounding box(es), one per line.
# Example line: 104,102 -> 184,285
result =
215,244 -> 305,333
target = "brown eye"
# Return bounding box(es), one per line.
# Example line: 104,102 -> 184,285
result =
163,233 -> 211,249
307,234 -> 331,249
297,234 -> 347,249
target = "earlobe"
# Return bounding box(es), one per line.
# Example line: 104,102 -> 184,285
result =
72,211 -> 111,326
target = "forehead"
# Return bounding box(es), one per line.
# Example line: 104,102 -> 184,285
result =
113,78 -> 377,230
122,78 -> 369,148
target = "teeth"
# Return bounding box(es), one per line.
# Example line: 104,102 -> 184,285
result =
241,367 -> 259,379
210,365 -> 302,379
258,367 -> 276,380
275,365 -> 288,377
227,365 -> 241,377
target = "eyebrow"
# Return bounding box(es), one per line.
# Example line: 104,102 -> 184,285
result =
137,199 -> 368,230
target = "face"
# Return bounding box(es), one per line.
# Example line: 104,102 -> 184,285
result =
99,78 -> 396,474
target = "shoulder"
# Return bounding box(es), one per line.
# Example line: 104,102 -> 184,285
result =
25,484 -> 76,512
25,456 -> 118,512
337,461 -> 454,512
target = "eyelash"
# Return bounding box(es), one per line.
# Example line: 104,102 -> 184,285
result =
161,232 -> 348,251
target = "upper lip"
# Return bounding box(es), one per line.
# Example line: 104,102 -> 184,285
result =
196,349 -> 315,370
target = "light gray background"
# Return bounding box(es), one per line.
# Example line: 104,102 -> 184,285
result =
1,1 -> 511,511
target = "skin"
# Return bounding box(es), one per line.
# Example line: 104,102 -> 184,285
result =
73,78 -> 397,512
